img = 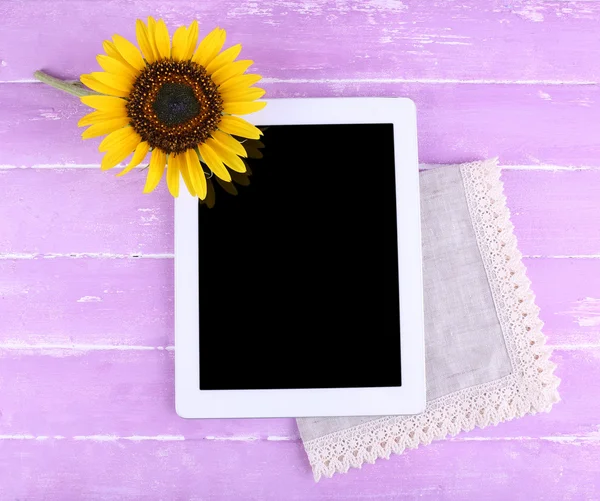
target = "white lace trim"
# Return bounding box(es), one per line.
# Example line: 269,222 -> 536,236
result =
302,159 -> 561,481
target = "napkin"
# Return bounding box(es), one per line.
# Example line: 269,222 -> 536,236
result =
297,159 -> 561,481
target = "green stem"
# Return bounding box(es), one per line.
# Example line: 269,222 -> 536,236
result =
33,70 -> 96,97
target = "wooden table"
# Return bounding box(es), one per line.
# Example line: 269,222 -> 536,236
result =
1,1 -> 599,498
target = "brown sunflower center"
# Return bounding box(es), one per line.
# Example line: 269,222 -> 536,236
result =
127,59 -> 223,155
153,82 -> 200,126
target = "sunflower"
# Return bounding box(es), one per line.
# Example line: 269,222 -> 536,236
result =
77,17 -> 266,198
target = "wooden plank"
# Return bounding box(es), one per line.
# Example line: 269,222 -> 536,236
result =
527,258 -> 600,344
1,438 -> 599,499
504,170 -> 600,257
2,169 -> 599,256
0,350 -> 296,440
0,259 -> 173,346
2,0 -> 596,495
0,349 -> 297,440
0,169 -> 173,256
0,257 -> 598,346
1,83 -> 599,167
0,343 -> 588,438
2,1 -> 600,82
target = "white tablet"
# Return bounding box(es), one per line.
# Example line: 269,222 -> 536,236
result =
175,97 -> 425,418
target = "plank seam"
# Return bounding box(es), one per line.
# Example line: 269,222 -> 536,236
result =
3,164 -> 599,171
4,78 -> 599,85
0,343 -> 592,352
0,434 -> 598,444
0,343 -> 175,351
0,253 -> 175,260
1,253 -> 598,260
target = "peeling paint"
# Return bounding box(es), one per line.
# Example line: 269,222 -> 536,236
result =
76,296 -> 102,303
560,297 -> 600,327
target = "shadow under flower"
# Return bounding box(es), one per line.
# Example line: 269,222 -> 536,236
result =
200,130 -> 266,209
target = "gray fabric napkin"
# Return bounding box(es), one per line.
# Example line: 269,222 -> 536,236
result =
297,159 -> 560,480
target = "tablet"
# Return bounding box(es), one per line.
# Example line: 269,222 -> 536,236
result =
175,97 -> 425,418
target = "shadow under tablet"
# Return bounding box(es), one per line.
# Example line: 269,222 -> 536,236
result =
198,123 -> 401,390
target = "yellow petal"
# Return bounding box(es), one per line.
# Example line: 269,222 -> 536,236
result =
81,118 -> 130,139
178,154 -> 197,197
78,110 -> 102,127
186,149 -> 207,199
211,60 -> 253,86
98,126 -> 138,152
205,44 -> 242,75
206,138 -> 246,173
218,73 -> 262,92
136,20 -> 156,64
222,100 -> 267,115
118,141 -> 150,177
210,130 -> 247,157
89,71 -> 133,93
103,40 -> 120,59
135,19 -> 155,63
221,87 -> 266,102
80,74 -> 129,98
198,143 -> 231,182
166,154 -> 181,197
147,17 -> 160,61
154,19 -> 171,60
171,26 -> 188,61
101,133 -> 141,171
78,109 -> 127,127
192,28 -> 226,67
80,94 -> 127,112
96,55 -> 138,80
103,40 -> 136,71
184,20 -> 199,60
112,34 -> 146,71
144,149 -> 167,193
217,115 -> 262,139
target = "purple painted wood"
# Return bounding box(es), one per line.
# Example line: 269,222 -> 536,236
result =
504,170 -> 600,257
0,259 -> 173,346
2,0 -> 600,82
1,440 -> 600,500
1,84 -> 600,168
2,169 -> 599,256
0,350 -> 297,440
1,258 -> 597,346
2,0 -> 600,497
0,350 -> 590,440
527,258 -> 600,341
0,170 -> 174,255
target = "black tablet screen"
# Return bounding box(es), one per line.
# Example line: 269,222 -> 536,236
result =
198,123 -> 401,390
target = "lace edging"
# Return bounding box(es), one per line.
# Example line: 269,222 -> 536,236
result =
302,159 -> 561,481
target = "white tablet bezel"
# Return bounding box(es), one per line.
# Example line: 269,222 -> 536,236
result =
175,97 -> 425,418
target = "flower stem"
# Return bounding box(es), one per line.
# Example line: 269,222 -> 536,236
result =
33,70 -> 96,97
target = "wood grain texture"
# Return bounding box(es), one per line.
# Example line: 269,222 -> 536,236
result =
0,259 -> 173,346
527,258 -> 600,342
504,170 -> 600,257
2,84 -> 599,167
1,0 -> 599,496
1,169 -> 598,256
0,257 -> 598,346
0,350 -> 295,439
0,349 -> 591,440
1,439 -> 600,500
2,0 -> 600,83
0,169 -> 173,256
